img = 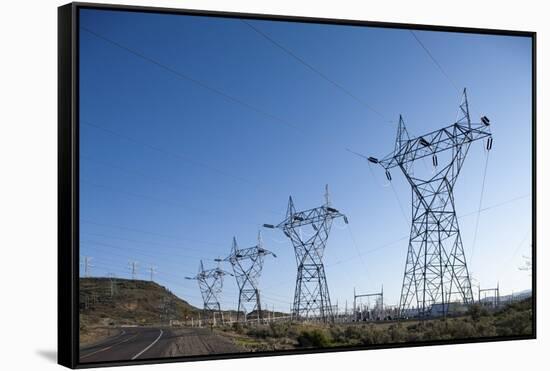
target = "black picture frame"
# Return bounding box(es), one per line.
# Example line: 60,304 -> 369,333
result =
58,2 -> 537,368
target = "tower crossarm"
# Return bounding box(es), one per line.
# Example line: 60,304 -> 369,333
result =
226,245 -> 277,262
378,122 -> 492,171
274,206 -> 348,229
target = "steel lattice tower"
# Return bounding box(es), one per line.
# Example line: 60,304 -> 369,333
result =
186,260 -> 231,321
265,185 -> 348,322
370,89 -> 492,318
226,233 -> 276,322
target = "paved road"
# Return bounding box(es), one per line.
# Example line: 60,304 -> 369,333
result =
79,327 -> 241,363
80,327 -> 165,363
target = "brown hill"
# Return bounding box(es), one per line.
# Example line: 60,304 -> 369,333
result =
79,277 -> 200,328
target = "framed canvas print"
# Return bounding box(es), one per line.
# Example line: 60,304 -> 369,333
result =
58,2 -> 536,368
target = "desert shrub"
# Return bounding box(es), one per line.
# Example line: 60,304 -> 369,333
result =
344,325 -> 363,340
246,325 -> 272,339
467,304 -> 489,321
406,332 -> 422,342
494,310 -> 532,336
406,323 -> 419,331
502,299 -> 531,314
297,328 -> 333,348
474,319 -> 497,337
360,325 -> 391,345
269,322 -> 291,338
389,323 -> 408,342
328,325 -> 346,343
421,320 -> 451,341
448,320 -> 476,338
232,322 -> 244,334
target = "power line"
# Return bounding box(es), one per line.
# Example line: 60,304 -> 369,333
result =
80,246 -> 230,286
88,262 -> 207,301
470,150 -> 491,266
80,244 -> 223,284
81,178 -> 216,216
81,154 -> 280,217
80,231 -> 221,255
263,192 -> 531,289
345,224 -> 371,279
81,25 -> 391,168
241,20 -> 392,124
80,26 -> 306,136
82,190 -> 529,300
496,229 -> 531,280
92,259 -> 288,310
408,33 -> 487,138
80,239 -> 209,262
81,178 -> 271,232
87,251 -> 202,286
389,180 -> 408,225
81,120 -> 263,189
326,235 -> 407,268
409,30 -> 460,93
80,219 -> 222,247
458,193 -> 530,218
348,149 -> 409,227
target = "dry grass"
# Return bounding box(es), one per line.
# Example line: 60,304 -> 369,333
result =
218,299 -> 533,351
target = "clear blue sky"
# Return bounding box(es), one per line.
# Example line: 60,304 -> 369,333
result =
79,8 -> 532,312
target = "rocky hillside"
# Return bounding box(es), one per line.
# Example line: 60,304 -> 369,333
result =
79,277 -> 200,328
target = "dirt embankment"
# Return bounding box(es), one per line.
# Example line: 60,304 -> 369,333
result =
80,327 -> 124,348
160,328 -> 244,357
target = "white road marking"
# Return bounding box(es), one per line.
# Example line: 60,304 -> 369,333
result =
131,329 -> 164,360
80,331 -> 137,360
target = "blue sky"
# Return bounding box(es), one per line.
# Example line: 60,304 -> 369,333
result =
79,8 -> 532,312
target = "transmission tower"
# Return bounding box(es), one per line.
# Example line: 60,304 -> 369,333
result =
225,233 -> 276,323
128,261 -> 139,280
186,260 -> 231,323
368,89 -> 492,318
149,266 -> 157,282
82,256 -> 93,277
264,185 -> 348,322
108,273 -> 118,297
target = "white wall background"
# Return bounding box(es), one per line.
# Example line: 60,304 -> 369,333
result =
0,0 -> 546,370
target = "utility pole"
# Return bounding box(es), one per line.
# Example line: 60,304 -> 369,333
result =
381,285 -> 384,319
108,273 -> 117,297
149,266 -> 157,282
353,287 -> 357,322
367,89 -> 492,318
264,185 -> 348,323
497,282 -> 500,307
82,256 -> 93,277
128,261 -> 139,280
225,232 -> 276,323
345,300 -> 348,322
